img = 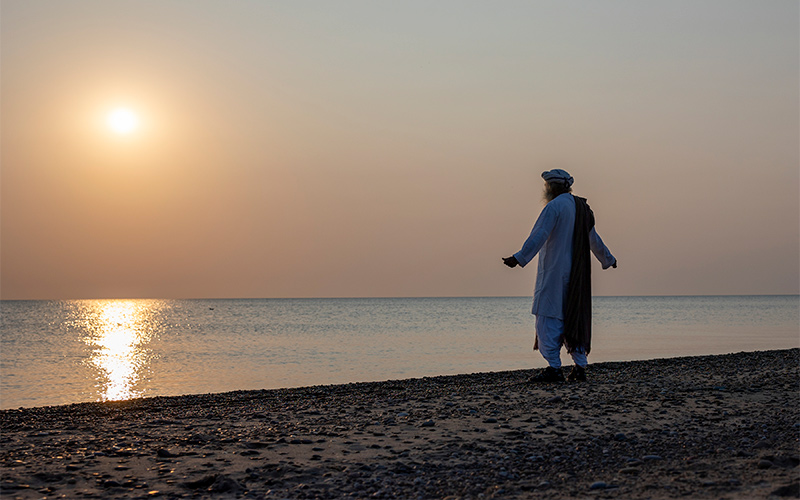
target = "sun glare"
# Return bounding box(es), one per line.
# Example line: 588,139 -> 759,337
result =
107,108 -> 139,134
81,300 -> 157,402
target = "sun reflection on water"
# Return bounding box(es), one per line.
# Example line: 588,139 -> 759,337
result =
79,300 -> 160,401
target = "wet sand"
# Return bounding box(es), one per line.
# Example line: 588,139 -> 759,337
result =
1,349 -> 798,499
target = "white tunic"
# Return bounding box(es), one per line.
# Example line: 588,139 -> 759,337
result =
513,193 -> 616,320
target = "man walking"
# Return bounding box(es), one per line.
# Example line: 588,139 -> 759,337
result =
503,169 -> 616,382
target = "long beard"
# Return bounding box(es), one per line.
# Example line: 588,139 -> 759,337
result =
543,184 -> 557,204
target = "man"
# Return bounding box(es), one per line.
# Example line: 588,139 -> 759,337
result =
503,169 -> 616,383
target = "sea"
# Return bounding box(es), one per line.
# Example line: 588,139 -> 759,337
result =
1,295 -> 798,410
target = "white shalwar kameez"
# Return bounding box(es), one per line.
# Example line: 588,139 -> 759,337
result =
513,193 -> 616,368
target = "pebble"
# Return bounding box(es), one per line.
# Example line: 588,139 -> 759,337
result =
209,475 -> 243,493
420,420 -> 435,427
771,482 -> 800,497
589,481 -> 607,490
757,459 -> 774,469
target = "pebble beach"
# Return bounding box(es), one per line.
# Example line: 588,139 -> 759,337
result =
1,349 -> 798,499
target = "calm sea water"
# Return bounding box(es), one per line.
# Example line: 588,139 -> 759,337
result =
1,296 -> 797,409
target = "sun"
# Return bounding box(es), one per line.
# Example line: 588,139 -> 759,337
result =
107,108 -> 139,134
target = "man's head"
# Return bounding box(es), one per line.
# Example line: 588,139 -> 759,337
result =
541,169 -> 573,202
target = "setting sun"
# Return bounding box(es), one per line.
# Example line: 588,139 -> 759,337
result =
107,108 -> 139,134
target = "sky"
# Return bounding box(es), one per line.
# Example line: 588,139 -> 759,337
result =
1,0 -> 798,300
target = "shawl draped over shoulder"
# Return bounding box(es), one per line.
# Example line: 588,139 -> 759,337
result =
564,196 -> 595,354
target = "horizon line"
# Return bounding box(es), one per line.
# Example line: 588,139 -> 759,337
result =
2,293 -> 798,302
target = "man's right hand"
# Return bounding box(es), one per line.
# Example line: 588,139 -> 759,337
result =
502,256 -> 519,268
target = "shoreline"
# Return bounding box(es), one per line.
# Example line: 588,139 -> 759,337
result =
2,349 -> 798,499
5,345 -> 800,413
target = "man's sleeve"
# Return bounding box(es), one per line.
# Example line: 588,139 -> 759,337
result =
513,205 -> 557,267
589,227 -> 616,269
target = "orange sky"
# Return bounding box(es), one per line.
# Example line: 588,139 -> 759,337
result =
2,1 -> 798,300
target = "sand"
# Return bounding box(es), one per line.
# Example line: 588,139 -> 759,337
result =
1,348 -> 798,499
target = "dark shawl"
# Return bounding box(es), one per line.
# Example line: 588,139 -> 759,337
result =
563,196 -> 595,354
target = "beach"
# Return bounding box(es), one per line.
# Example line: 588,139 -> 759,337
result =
1,349 -> 797,499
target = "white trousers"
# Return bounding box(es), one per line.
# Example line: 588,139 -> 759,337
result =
535,315 -> 588,369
